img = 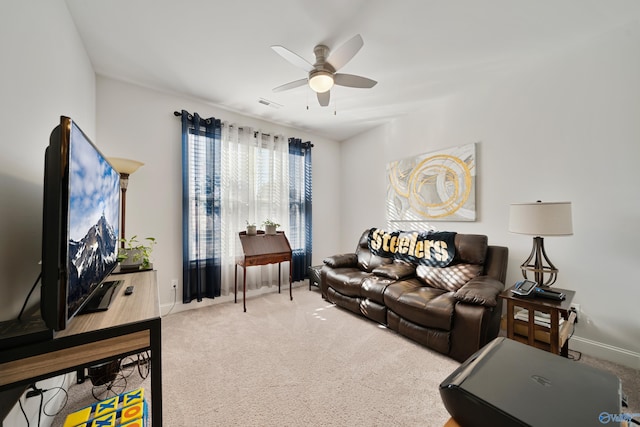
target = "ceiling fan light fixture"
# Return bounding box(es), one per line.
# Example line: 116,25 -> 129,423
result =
309,70 -> 334,93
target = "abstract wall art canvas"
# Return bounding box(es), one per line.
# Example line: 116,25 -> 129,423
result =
386,143 -> 476,224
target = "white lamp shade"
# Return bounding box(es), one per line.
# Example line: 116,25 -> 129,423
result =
108,157 -> 144,175
509,201 -> 573,236
309,71 -> 334,93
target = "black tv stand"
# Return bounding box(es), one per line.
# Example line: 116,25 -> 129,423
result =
0,315 -> 52,351
79,280 -> 122,314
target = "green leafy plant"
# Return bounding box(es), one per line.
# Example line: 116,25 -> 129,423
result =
245,220 -> 256,227
118,235 -> 157,269
262,219 -> 280,228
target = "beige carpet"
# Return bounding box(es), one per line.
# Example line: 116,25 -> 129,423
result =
160,286 -> 458,426
53,284 -> 640,426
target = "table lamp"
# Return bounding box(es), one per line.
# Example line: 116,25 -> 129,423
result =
509,201 -> 573,287
108,157 -> 144,248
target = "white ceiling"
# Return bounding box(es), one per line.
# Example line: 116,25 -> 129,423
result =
65,0 -> 640,141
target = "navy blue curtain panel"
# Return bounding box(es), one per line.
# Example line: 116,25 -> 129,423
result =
180,110 -> 222,303
288,138 -> 313,282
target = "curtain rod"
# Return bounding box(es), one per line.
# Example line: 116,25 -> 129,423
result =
174,110 -> 269,135
174,110 -> 313,147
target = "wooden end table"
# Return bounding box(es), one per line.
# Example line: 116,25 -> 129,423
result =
499,285 -> 577,357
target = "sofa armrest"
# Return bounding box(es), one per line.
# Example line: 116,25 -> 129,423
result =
454,276 -> 505,307
372,261 -> 415,280
323,253 -> 358,268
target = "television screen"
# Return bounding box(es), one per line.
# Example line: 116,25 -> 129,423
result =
41,116 -> 120,331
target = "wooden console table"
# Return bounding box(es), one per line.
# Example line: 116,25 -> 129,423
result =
500,285 -> 576,357
0,270 -> 162,425
235,231 -> 292,312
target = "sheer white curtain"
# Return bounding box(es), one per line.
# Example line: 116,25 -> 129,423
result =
219,124 -> 289,295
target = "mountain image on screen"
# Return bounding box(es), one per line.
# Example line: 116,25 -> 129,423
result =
67,214 -> 118,316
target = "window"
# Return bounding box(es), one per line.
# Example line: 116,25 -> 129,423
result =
186,128 -> 220,261
180,110 -> 312,301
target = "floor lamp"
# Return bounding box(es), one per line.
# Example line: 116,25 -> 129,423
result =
108,157 -> 144,248
509,201 -> 573,287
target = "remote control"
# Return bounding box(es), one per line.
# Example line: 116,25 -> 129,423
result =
124,285 -> 134,295
534,287 -> 565,301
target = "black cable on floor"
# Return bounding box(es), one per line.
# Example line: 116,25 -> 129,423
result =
18,399 -> 30,427
568,349 -> 582,361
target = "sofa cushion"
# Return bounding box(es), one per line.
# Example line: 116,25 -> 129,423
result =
323,253 -> 357,268
415,263 -> 483,292
383,280 -> 456,331
357,250 -> 391,272
372,261 -> 415,280
453,234 -> 488,265
324,268 -> 373,297
361,276 -> 394,304
387,311 -> 450,356
453,276 -> 505,307
356,229 -> 392,272
360,299 -> 387,324
326,287 -> 362,315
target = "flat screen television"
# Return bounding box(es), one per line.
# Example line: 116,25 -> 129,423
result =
41,116 -> 121,331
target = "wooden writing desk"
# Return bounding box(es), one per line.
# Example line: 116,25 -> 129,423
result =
0,270 -> 162,425
235,231 -> 292,312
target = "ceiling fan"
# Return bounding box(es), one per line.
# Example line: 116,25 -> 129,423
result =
271,34 -> 377,107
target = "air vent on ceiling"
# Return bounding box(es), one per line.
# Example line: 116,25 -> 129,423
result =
258,98 -> 283,109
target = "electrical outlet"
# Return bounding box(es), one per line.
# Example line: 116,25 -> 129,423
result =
570,303 -> 580,323
171,279 -> 178,289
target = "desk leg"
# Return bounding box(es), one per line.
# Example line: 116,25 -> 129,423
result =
151,320 -> 163,426
278,263 -> 282,294
289,261 -> 292,301
234,264 -> 238,304
243,266 -> 247,312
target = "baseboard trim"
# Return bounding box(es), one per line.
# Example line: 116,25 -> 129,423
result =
570,336 -> 640,369
160,280 -> 310,316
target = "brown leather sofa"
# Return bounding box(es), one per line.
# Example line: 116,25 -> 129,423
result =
320,229 -> 508,362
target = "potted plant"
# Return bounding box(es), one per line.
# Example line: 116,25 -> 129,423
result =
262,219 -> 280,235
246,220 -> 257,236
118,235 -> 157,271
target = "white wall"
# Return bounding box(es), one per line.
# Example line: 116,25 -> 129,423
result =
0,1 -> 95,425
95,77 -> 341,313
0,0 -> 96,322
341,22 -> 640,367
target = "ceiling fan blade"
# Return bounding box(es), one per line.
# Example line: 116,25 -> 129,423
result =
317,91 -> 330,107
326,34 -> 364,71
273,78 -> 308,93
334,73 -> 377,88
271,45 -> 314,72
